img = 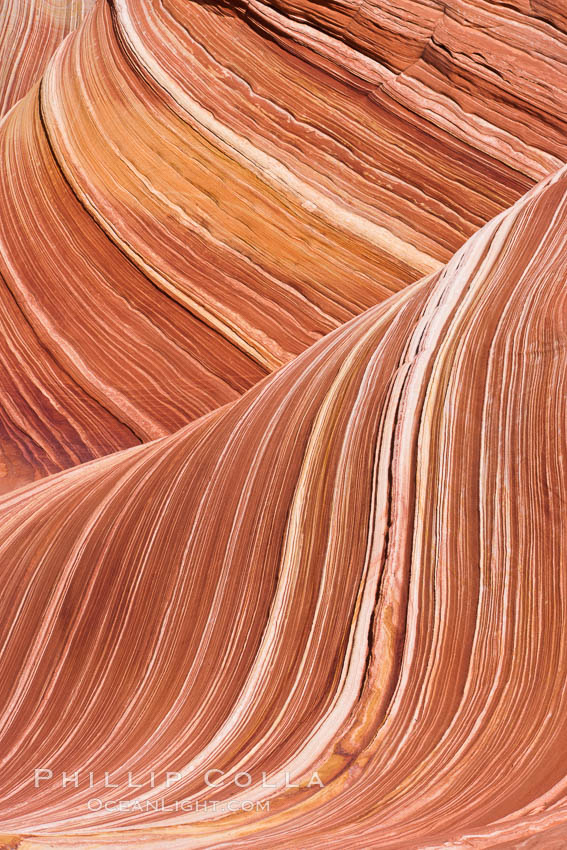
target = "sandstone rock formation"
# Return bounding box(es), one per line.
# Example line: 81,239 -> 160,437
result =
3,0 -> 566,490
1,0 -> 567,847
0,0 -> 94,116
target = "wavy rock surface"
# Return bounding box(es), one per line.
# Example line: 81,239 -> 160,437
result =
1,156 -> 567,848
3,0 -> 567,490
2,0 -> 567,846
0,0 -> 94,116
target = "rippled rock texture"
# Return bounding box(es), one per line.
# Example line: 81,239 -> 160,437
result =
4,0 -> 567,490
1,0 -> 567,847
0,0 -> 95,116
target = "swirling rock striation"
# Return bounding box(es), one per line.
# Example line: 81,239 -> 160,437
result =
2,0 -> 567,846
0,0 -> 94,116
1,157 -> 567,848
2,0 -> 567,489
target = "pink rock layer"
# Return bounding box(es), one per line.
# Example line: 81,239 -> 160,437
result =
0,0 -> 94,116
1,158 -> 567,848
2,0 -> 567,490
2,0 -> 567,847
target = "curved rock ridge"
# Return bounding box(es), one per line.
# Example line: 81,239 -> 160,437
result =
228,0 -> 567,177
2,0 -> 567,490
1,160 -> 567,848
0,0 -> 94,116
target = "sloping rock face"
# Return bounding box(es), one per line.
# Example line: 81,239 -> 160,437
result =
0,0 -> 95,116
1,1 -> 567,848
2,0 -> 566,490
